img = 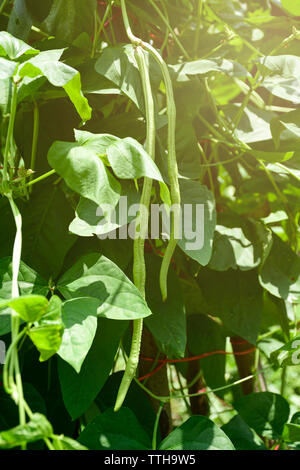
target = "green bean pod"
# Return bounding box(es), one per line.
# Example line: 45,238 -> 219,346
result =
120,0 -> 181,302
114,45 -> 156,412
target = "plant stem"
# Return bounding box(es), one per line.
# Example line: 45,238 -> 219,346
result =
29,102 -> 39,191
7,196 -> 26,448
152,402 -> 164,450
25,169 -> 56,188
2,82 -> 18,190
0,0 -> 9,15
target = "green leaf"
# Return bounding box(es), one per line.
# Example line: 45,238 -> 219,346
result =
29,295 -> 64,362
259,234 -> 300,302
78,408 -> 151,450
0,57 -> 17,79
0,257 -> 49,336
144,255 -> 186,358
187,314 -> 226,391
52,436 -> 88,450
58,318 -> 128,419
281,0 -> 300,16
198,268 -> 263,344
234,392 -> 290,439
42,0 -> 97,43
258,55 -> 300,78
8,0 -> 33,41
0,413 -> 52,449
270,335 -> 300,367
159,415 -> 235,450
95,372 -> 157,439
95,44 -> 145,112
58,297 -> 100,373
107,137 -> 164,182
57,253 -> 152,321
171,58 -> 249,82
0,31 -> 38,60
225,104 -> 275,144
270,110 -> 300,149
47,141 -> 121,210
178,180 -> 216,266
74,129 -> 118,152
19,49 -> 91,121
249,149 -> 294,163
258,56 -> 300,104
209,214 -> 272,271
222,415 -> 267,450
0,295 -> 48,323
21,184 -> 76,280
69,181 -> 140,238
283,423 -> 300,444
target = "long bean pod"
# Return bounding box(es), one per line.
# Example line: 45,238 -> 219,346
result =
114,45 -> 156,411
120,0 -> 181,302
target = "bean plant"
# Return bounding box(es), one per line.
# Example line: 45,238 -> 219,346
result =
0,0 -> 300,451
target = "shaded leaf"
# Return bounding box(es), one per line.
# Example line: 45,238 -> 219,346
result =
234,392 -> 290,439
160,415 -> 235,450
58,318 -> 128,419
78,408 -> 151,450
0,413 -> 52,449
57,253 -> 152,321
58,297 -> 100,373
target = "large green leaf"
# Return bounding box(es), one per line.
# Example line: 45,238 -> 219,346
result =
0,57 -> 17,79
187,314 -> 226,391
0,295 -> 48,323
58,297 -> 100,373
198,268 -> 263,344
95,44 -> 145,112
7,0 -> 33,41
74,130 -> 164,181
0,258 -> 49,336
171,57 -> 249,82
0,413 -> 53,449
47,141 -> 121,210
69,181 -> 140,238
0,31 -> 37,60
259,234 -> 300,302
234,392 -> 290,439
258,55 -> 300,104
221,415 -> 267,450
107,137 -> 164,181
144,255 -> 186,358
58,318 -> 128,419
225,104 -> 275,144
209,214 -> 272,271
57,253 -> 152,321
29,296 -> 64,362
78,408 -> 151,450
270,110 -> 300,148
19,49 -> 91,121
159,415 -> 235,450
21,184 -> 76,280
178,180 -> 216,266
42,0 -> 96,43
95,372 -> 157,439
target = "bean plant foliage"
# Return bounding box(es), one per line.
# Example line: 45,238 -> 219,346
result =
0,0 -> 300,452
